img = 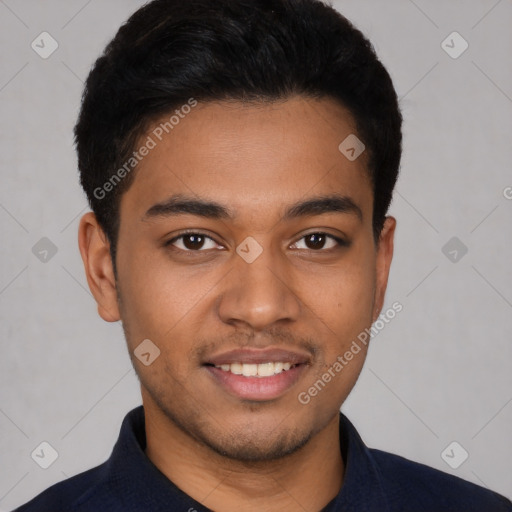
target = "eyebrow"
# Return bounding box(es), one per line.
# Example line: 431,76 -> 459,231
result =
143,193 -> 363,222
283,194 -> 362,222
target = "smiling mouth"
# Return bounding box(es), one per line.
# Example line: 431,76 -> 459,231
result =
205,361 -> 301,378
203,347 -> 311,400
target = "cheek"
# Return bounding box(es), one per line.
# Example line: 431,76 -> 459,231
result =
306,251 -> 376,341
116,243 -> 222,347
116,244 -> 179,343
299,260 -> 374,407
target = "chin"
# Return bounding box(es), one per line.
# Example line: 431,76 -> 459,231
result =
199,425 -> 314,463
159,398 -> 314,463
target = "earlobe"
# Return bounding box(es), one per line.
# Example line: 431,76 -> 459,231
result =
78,212 -> 121,323
372,216 -> 396,322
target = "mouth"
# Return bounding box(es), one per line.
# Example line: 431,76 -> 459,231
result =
203,348 -> 311,401
206,361 -> 301,378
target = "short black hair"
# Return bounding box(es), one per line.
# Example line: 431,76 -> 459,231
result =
75,0 -> 402,272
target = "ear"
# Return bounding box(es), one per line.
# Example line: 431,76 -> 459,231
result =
78,212 -> 121,322
372,216 -> 396,322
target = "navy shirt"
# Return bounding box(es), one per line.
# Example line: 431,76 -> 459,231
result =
14,406 -> 511,511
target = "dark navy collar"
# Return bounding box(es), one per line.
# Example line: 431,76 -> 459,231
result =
20,405 -> 509,511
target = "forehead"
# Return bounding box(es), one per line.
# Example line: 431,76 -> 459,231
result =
120,96 -> 373,225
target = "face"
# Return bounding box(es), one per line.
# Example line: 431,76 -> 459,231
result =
80,96 -> 395,462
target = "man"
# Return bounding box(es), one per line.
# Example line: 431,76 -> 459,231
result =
14,0 -> 511,510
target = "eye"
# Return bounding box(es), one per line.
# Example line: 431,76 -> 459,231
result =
165,232 -> 222,251
290,232 -> 347,251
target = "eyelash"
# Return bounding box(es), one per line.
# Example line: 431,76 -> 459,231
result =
164,231 -> 349,253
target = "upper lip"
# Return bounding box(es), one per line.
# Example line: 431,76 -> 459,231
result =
205,347 -> 311,366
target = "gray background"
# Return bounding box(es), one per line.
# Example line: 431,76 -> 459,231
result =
1,0 -> 511,509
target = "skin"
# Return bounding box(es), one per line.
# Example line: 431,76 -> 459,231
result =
78,96 -> 395,512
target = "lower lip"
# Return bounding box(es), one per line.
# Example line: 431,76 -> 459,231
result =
205,364 -> 307,401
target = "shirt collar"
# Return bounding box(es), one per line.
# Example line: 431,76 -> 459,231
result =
324,411 -> 391,512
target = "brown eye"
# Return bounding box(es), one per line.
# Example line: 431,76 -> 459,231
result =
305,233 -> 327,250
182,234 -> 206,250
291,232 -> 346,251
166,233 -> 220,251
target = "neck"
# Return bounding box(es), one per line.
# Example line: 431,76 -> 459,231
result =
143,402 -> 344,512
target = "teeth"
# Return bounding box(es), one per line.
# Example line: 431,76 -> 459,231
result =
257,362 -> 276,377
242,364 -> 258,377
215,362 -> 297,377
230,363 -> 243,375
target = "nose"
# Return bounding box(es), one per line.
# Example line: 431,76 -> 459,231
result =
217,244 -> 302,331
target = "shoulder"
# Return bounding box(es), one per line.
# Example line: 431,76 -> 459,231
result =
370,448 -> 512,511
12,462 -> 114,512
